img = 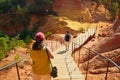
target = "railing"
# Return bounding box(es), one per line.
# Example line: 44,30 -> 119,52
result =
71,34 -> 120,80
64,28 -> 97,80
0,53 -> 29,80
0,39 -> 63,80
1,28 -> 119,80
63,28 -> 120,80
72,42 -> 120,80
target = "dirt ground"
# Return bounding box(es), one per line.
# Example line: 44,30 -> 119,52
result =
0,40 -> 62,80
72,22 -> 120,80
1,0 -> 120,79
0,19 -> 119,80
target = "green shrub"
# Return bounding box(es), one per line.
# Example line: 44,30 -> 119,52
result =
19,28 -> 30,40
8,34 -> 20,50
17,40 -> 26,48
0,51 -> 5,61
0,37 -> 8,50
0,33 -> 30,60
28,3 -> 39,13
109,2 -> 119,20
17,5 -> 27,14
0,31 -> 5,37
24,35 -> 32,44
0,0 -> 26,13
0,37 -> 8,60
45,31 -> 52,38
14,54 -> 20,61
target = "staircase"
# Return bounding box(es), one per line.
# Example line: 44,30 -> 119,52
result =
51,28 -> 96,80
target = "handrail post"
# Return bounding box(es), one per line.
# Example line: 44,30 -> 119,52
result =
56,39 -> 57,50
105,60 -> 110,80
81,35 -> 83,44
51,41 -> 53,52
78,49 -> 80,67
72,42 -> 73,52
85,48 -> 90,80
15,63 -> 20,80
73,42 -> 75,59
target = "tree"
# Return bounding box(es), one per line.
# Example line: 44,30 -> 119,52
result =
28,0 -> 54,14
0,0 -> 26,13
113,6 -> 120,31
92,0 -> 120,31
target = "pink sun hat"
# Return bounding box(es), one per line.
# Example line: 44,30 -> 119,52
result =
34,32 -> 45,41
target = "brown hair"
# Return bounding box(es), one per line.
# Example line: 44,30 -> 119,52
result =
32,40 -> 43,50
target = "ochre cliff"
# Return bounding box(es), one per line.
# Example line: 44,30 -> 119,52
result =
53,0 -> 92,21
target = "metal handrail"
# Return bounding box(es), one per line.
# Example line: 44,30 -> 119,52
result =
73,42 -> 120,71
71,39 -> 120,80
63,28 -> 97,80
0,39 -> 63,80
0,53 -> 29,80
0,54 -> 29,71
67,28 -> 120,80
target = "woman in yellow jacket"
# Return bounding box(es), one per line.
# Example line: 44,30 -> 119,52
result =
30,32 -> 54,80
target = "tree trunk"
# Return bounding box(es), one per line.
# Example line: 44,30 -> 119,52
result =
113,7 -> 120,31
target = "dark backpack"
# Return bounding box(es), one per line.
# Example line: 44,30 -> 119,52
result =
65,34 -> 71,41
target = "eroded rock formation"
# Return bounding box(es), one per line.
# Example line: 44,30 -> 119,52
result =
53,0 -> 92,21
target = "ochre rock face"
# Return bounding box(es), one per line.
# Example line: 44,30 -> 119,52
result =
53,0 -> 81,8
53,0 -> 93,21
95,35 -> 120,53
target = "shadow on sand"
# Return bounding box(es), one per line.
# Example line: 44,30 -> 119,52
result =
57,50 -> 67,54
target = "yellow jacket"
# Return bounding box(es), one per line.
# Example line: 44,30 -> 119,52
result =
30,47 -> 51,75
